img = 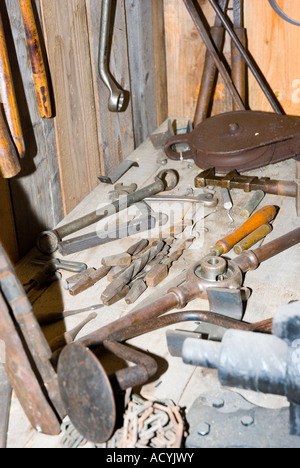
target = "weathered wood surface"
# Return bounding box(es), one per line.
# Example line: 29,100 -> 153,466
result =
1,0 -> 63,257
7,119 -> 299,447
39,0 -> 102,215
85,0 -> 134,177
0,178 -> 18,263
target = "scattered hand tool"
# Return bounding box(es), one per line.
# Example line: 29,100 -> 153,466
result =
195,167 -> 300,216
221,188 -> 234,223
24,258 -> 87,293
210,205 -> 277,256
49,313 -> 97,353
37,303 -> 105,327
150,119 -> 194,151
164,111 -> 300,173
99,0 -> 127,112
65,239 -> 149,297
37,169 -> 179,254
0,107 -> 21,178
193,0 -> 229,126
233,223 -> 273,255
184,0 -> 246,111
144,192 -> 218,208
240,190 -> 265,219
0,243 -> 65,435
99,160 -> 139,185
19,0 -> 52,119
57,222 -> 300,445
101,240 -> 166,305
0,11 -> 25,158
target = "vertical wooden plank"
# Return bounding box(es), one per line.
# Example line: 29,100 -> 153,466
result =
0,179 -> 18,263
85,0 -> 134,176
245,0 -> 300,116
2,0 -> 63,256
39,0 -> 102,214
152,0 -> 168,127
125,0 -> 160,147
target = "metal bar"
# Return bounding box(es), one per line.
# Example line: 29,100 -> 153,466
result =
209,0 -> 284,114
0,364 -> 11,448
183,0 -> 245,111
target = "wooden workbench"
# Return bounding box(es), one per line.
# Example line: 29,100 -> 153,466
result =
7,120 -> 300,448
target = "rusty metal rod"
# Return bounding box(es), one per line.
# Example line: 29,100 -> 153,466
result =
194,0 -> 229,126
209,0 -> 283,114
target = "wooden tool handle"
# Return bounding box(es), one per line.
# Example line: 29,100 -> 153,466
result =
19,0 -> 52,119
214,205 -> 277,255
0,109 -> 21,178
0,13 -> 25,157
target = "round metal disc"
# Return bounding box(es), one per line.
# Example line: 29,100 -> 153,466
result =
57,343 -> 116,444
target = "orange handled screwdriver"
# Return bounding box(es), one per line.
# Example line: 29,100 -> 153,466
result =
0,12 -> 25,158
0,107 -> 21,178
211,205 -> 277,256
19,0 -> 52,119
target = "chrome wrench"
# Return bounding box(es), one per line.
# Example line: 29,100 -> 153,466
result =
99,0 -> 126,112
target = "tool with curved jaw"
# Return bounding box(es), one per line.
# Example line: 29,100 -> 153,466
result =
99,0 -> 126,112
57,227 -> 300,444
37,169 -> 179,254
164,111 -> 300,173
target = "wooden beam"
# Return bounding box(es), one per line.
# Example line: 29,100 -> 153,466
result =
39,0 -> 102,214
85,0 -> 134,176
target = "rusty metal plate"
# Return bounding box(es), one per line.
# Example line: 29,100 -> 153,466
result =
58,344 -> 116,444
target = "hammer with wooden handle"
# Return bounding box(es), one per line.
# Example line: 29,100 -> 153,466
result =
0,12 -> 25,159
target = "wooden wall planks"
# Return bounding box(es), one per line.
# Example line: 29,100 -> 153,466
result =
39,0 -> 102,215
85,0 -> 135,176
2,0 -> 63,257
164,0 -> 300,120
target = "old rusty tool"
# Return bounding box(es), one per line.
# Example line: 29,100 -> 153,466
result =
24,258 -> 87,293
209,0 -> 283,114
56,228 -> 300,443
99,0 -> 126,112
0,364 -> 11,448
0,11 -> 25,158
195,168 -> 298,198
195,167 -> 300,216
233,223 -> 273,255
164,111 -> 300,173
0,243 -> 65,435
194,0 -> 229,126
0,106 -> 21,178
37,303 -> 105,327
65,239 -> 149,297
37,169 -> 179,254
49,313 -> 97,353
184,0 -> 245,111
99,160 -> 139,184
231,0 -> 247,111
19,0 -> 52,119
210,205 -> 277,256
58,214 -> 156,257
